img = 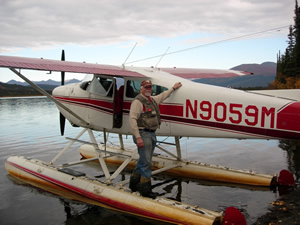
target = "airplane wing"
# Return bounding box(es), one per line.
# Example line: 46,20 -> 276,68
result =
0,55 -> 145,77
160,68 -> 252,79
0,55 -> 252,79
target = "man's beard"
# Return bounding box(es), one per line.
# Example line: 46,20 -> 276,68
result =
145,90 -> 152,97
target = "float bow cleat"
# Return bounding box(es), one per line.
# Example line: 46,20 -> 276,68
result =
222,207 -> 247,225
278,169 -> 295,186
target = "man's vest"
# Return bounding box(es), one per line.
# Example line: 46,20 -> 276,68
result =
135,94 -> 161,130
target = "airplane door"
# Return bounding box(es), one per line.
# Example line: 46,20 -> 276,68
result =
113,78 -> 125,128
83,75 -> 116,130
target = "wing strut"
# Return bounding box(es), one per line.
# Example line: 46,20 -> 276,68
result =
50,128 -> 138,184
9,68 -> 89,126
156,136 -> 183,161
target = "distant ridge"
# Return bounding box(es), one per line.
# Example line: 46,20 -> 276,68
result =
1,79 -> 81,97
7,78 -> 81,86
194,62 -> 276,88
230,62 -> 276,76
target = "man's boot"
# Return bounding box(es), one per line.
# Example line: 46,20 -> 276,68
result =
129,173 -> 140,192
137,177 -> 159,199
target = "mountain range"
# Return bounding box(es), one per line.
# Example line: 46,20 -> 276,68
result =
193,62 -> 276,88
0,79 -> 81,97
6,78 -> 81,87
5,62 -> 277,88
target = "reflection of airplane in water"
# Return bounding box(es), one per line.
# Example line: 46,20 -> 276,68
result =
0,52 -> 297,224
7,174 -> 162,225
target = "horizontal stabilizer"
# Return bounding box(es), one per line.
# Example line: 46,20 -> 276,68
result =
249,89 -> 300,101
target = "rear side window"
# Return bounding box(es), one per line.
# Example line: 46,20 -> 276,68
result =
126,80 -> 168,98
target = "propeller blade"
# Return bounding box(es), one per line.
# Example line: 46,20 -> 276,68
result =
60,112 -> 66,136
60,49 -> 66,135
61,50 -> 65,85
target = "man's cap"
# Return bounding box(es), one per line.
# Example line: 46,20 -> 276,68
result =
141,80 -> 152,87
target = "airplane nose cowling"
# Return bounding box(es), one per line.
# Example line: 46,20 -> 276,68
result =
52,85 -> 68,96
52,85 -> 73,136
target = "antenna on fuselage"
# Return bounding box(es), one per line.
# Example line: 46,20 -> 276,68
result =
122,42 -> 137,68
155,46 -> 170,68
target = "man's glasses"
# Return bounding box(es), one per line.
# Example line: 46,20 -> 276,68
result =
144,85 -> 152,89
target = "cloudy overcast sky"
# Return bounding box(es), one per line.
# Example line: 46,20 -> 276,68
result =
0,0 -> 296,82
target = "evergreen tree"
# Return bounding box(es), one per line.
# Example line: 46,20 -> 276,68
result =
272,0 -> 300,89
294,0 -> 300,74
286,25 -> 295,76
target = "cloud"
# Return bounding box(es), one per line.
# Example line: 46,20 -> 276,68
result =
0,0 -> 295,53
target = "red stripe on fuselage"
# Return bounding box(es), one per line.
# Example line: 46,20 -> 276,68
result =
54,96 -> 113,114
162,115 -> 300,139
54,96 -> 300,139
159,103 -> 184,117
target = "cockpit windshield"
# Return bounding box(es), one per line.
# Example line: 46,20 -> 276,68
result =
80,74 -> 114,97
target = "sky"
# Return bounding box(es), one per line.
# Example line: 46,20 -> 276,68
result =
0,0 -> 297,82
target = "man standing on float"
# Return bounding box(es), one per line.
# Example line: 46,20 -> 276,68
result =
129,80 -> 182,198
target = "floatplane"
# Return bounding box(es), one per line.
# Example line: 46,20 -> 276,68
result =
0,50 -> 298,225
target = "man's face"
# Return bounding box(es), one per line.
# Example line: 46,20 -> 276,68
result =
141,84 -> 153,97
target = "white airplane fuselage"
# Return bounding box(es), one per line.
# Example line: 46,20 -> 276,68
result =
52,67 -> 300,140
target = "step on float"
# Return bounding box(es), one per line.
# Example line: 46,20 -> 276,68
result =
6,155 -> 248,225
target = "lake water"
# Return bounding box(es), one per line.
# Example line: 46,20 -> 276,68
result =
0,97 -> 298,225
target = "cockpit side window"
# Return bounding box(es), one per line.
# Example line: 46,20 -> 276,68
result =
126,80 -> 168,98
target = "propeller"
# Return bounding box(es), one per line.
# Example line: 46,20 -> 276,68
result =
60,50 -> 66,136
61,50 -> 65,85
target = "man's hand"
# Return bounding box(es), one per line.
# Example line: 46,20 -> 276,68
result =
173,82 -> 182,90
136,137 -> 144,148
